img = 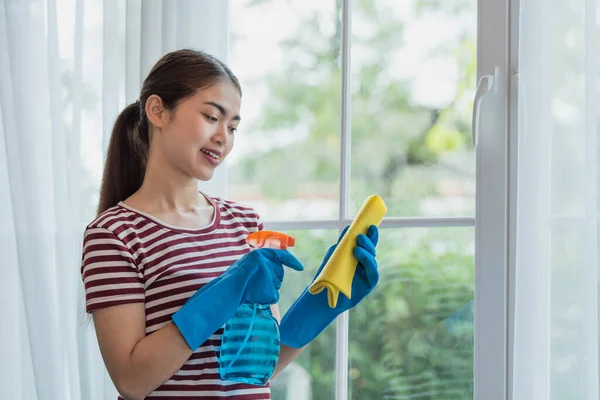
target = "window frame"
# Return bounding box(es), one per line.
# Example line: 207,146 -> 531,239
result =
246,0 -> 516,398
473,0 -> 512,397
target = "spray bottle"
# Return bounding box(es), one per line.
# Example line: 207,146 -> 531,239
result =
218,230 -> 296,385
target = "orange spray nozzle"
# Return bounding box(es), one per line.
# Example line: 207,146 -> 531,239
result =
246,230 -> 296,250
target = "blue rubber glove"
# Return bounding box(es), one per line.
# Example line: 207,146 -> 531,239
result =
279,225 -> 380,348
172,248 -> 304,350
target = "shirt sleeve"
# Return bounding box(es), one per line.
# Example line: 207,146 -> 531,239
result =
80,226 -> 145,313
256,212 -> 264,232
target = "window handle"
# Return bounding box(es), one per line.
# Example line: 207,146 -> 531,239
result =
472,66 -> 499,146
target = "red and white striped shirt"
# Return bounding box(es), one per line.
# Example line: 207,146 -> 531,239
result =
80,195 -> 271,399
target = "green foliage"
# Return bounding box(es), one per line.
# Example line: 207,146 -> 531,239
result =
347,243 -> 474,400
426,124 -> 465,155
271,229 -> 474,400
230,0 -> 477,204
235,0 -> 477,398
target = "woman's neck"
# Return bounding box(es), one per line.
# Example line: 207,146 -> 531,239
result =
127,156 -> 210,214
122,169 -> 215,230
136,179 -> 207,212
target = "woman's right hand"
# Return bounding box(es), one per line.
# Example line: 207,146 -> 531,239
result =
172,247 -> 304,351
230,248 -> 305,304
184,248 -> 304,307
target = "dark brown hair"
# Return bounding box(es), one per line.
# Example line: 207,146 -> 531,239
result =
97,49 -> 241,215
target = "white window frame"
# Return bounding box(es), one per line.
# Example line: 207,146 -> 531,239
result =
254,0 -> 515,399
507,0 -> 521,398
473,0 -> 513,398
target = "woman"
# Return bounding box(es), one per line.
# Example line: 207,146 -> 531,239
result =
81,49 -> 380,399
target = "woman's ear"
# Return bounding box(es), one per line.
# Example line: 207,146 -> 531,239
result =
145,94 -> 169,129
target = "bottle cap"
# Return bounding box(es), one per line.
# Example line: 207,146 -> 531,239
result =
246,230 -> 296,249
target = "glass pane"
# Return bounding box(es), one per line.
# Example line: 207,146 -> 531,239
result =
349,227 -> 475,399
227,1 -> 342,221
271,229 -> 342,400
350,0 -> 477,217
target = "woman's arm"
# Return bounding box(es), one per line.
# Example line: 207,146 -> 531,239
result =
92,303 -> 193,400
270,304 -> 307,379
273,344 -> 306,378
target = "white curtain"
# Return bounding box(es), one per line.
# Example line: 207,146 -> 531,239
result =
0,0 -> 228,399
513,0 -> 599,398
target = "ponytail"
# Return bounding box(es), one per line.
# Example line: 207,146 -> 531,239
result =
96,49 -> 242,216
97,101 -> 149,215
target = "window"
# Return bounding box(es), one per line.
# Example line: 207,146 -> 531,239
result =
227,0 -> 509,399
1,0 -> 510,398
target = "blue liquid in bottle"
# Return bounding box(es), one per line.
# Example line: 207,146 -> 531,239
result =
219,230 -> 295,385
218,303 -> 280,385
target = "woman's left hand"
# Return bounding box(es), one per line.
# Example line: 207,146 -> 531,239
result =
279,225 -> 380,348
314,224 -> 380,311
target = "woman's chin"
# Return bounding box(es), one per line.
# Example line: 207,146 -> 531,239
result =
193,166 -> 216,182
190,155 -> 226,182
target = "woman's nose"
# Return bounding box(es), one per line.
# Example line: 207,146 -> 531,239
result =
212,125 -> 228,147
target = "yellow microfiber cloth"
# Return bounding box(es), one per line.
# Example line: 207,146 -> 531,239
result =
309,195 -> 387,307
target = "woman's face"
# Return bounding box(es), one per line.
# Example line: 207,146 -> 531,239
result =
151,78 -> 242,181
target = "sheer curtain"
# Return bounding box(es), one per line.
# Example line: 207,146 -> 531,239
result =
513,0 -> 599,398
0,1 -> 228,399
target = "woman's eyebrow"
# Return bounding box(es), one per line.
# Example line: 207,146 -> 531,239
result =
204,101 -> 241,121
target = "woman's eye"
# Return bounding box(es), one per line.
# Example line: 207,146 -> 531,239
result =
229,127 -> 238,135
205,115 -> 218,123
